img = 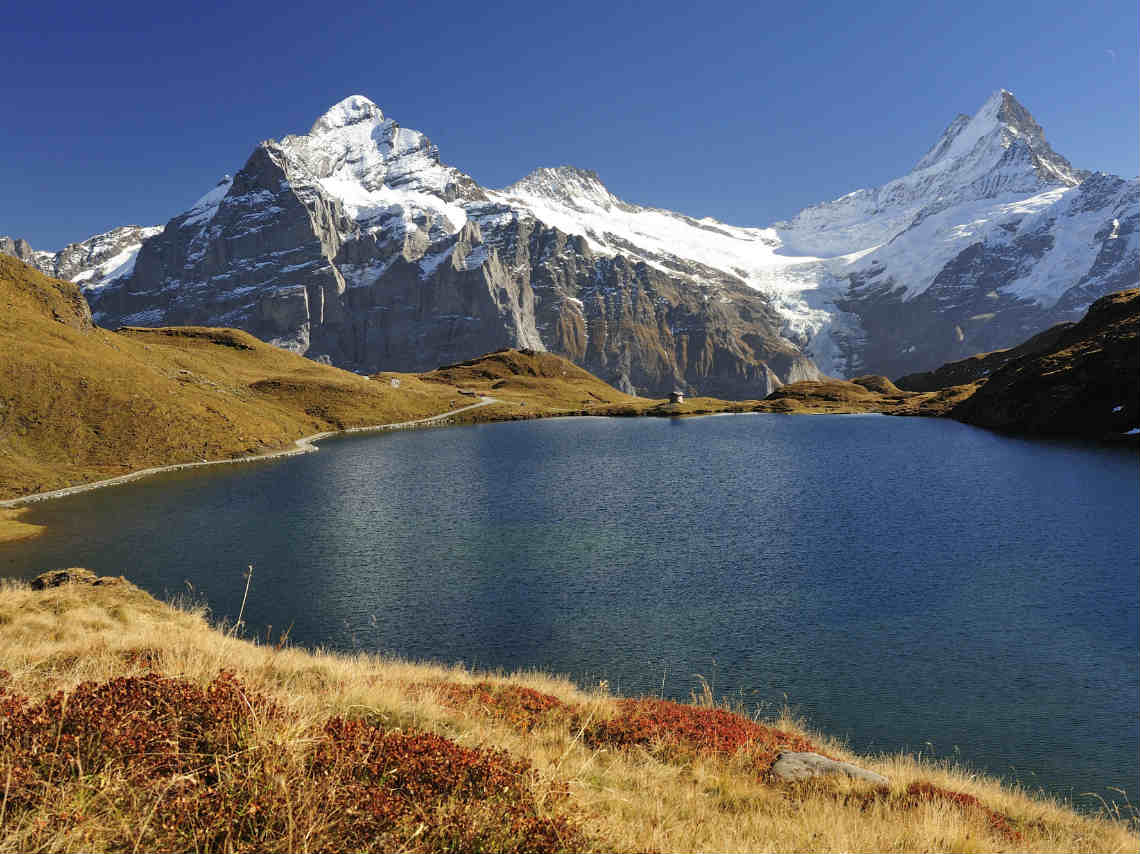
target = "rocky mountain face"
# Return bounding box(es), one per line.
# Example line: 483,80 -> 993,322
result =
2,226 -> 162,290
4,90 -> 1135,395
79,96 -> 817,397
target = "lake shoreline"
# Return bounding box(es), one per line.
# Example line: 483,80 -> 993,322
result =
0,397 -> 499,537
1,572 -> 1134,852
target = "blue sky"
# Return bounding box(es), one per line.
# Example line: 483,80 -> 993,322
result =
2,0 -> 1137,250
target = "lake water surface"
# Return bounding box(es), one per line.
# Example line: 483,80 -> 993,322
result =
3,414 -> 1137,805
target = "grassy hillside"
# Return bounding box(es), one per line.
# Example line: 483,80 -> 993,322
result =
895,323 -> 1076,393
414,348 -> 643,416
950,288 -> 1139,436
0,256 -> 469,501
752,375 -> 976,417
0,574 -> 1134,853
3,254 -> 1135,517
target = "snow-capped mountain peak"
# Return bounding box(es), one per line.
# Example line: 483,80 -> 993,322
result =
12,87 -> 1128,396
503,166 -> 623,210
269,97 -> 483,239
912,89 -> 1084,186
308,94 -> 385,135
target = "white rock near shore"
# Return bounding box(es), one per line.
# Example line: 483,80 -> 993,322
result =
769,751 -> 889,786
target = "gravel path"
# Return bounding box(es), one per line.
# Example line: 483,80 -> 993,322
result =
0,396 -> 501,509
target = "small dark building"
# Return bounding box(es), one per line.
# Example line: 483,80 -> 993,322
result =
669,390 -> 685,404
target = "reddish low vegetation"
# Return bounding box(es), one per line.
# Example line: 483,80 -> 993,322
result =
906,781 -> 1023,843
580,697 -> 821,772
311,717 -> 584,852
0,671 -> 587,853
828,780 -> 1025,843
428,681 -> 574,732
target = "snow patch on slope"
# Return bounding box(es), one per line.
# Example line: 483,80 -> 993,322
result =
184,176 -> 233,227
280,95 -> 470,237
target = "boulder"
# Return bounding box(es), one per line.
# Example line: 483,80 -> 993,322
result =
31,568 -> 123,590
769,751 -> 889,786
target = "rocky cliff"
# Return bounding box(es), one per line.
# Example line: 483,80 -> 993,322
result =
2,226 -> 162,290
4,90 -> 1135,395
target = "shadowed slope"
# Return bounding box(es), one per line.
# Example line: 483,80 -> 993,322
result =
949,288 -> 1139,436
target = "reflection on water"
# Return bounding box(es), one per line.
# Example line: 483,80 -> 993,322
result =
2,414 -> 1137,803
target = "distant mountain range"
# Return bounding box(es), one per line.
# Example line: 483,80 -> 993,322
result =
4,90 -> 1136,396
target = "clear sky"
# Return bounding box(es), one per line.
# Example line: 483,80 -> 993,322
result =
3,0 -> 1137,250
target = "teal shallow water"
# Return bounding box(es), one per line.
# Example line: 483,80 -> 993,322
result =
3,414 -> 1137,804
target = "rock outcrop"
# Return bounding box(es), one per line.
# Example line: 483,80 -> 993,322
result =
31,568 -> 124,589
769,751 -> 889,786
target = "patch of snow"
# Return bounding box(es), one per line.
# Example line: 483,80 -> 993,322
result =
74,246 -> 142,289
119,308 -> 166,326
418,247 -> 453,278
184,176 -> 233,227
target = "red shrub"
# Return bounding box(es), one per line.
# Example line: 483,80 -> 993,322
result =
307,716 -> 586,852
0,671 -> 274,805
0,673 -> 587,852
906,781 -> 1022,842
580,697 -> 820,772
428,681 -> 573,731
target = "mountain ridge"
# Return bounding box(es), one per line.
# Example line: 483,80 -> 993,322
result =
4,89 -> 1135,394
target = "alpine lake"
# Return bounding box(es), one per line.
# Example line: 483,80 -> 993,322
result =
3,413 -> 1137,807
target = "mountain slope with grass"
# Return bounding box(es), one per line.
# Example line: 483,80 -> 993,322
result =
0,573 -> 1135,853
0,255 -> 469,500
0,257 -> 667,506
752,287 -> 1140,437
949,287 -> 1139,436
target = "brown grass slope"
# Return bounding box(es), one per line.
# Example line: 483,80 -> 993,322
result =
0,256 -> 466,501
417,347 -> 643,417
418,349 -> 774,422
896,322 -> 1076,392
0,574 -> 1135,853
950,288 -> 1140,437
752,374 -> 976,417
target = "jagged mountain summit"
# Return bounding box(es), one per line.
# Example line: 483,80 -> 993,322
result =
4,89 -> 1136,394
2,226 -> 162,290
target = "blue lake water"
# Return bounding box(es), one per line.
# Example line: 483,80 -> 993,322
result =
2,414 -> 1137,805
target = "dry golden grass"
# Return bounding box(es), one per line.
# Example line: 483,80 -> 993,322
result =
0,577 -> 1134,853
0,256 -> 467,502
753,376 -> 978,417
416,348 -> 643,420
0,509 -> 44,544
